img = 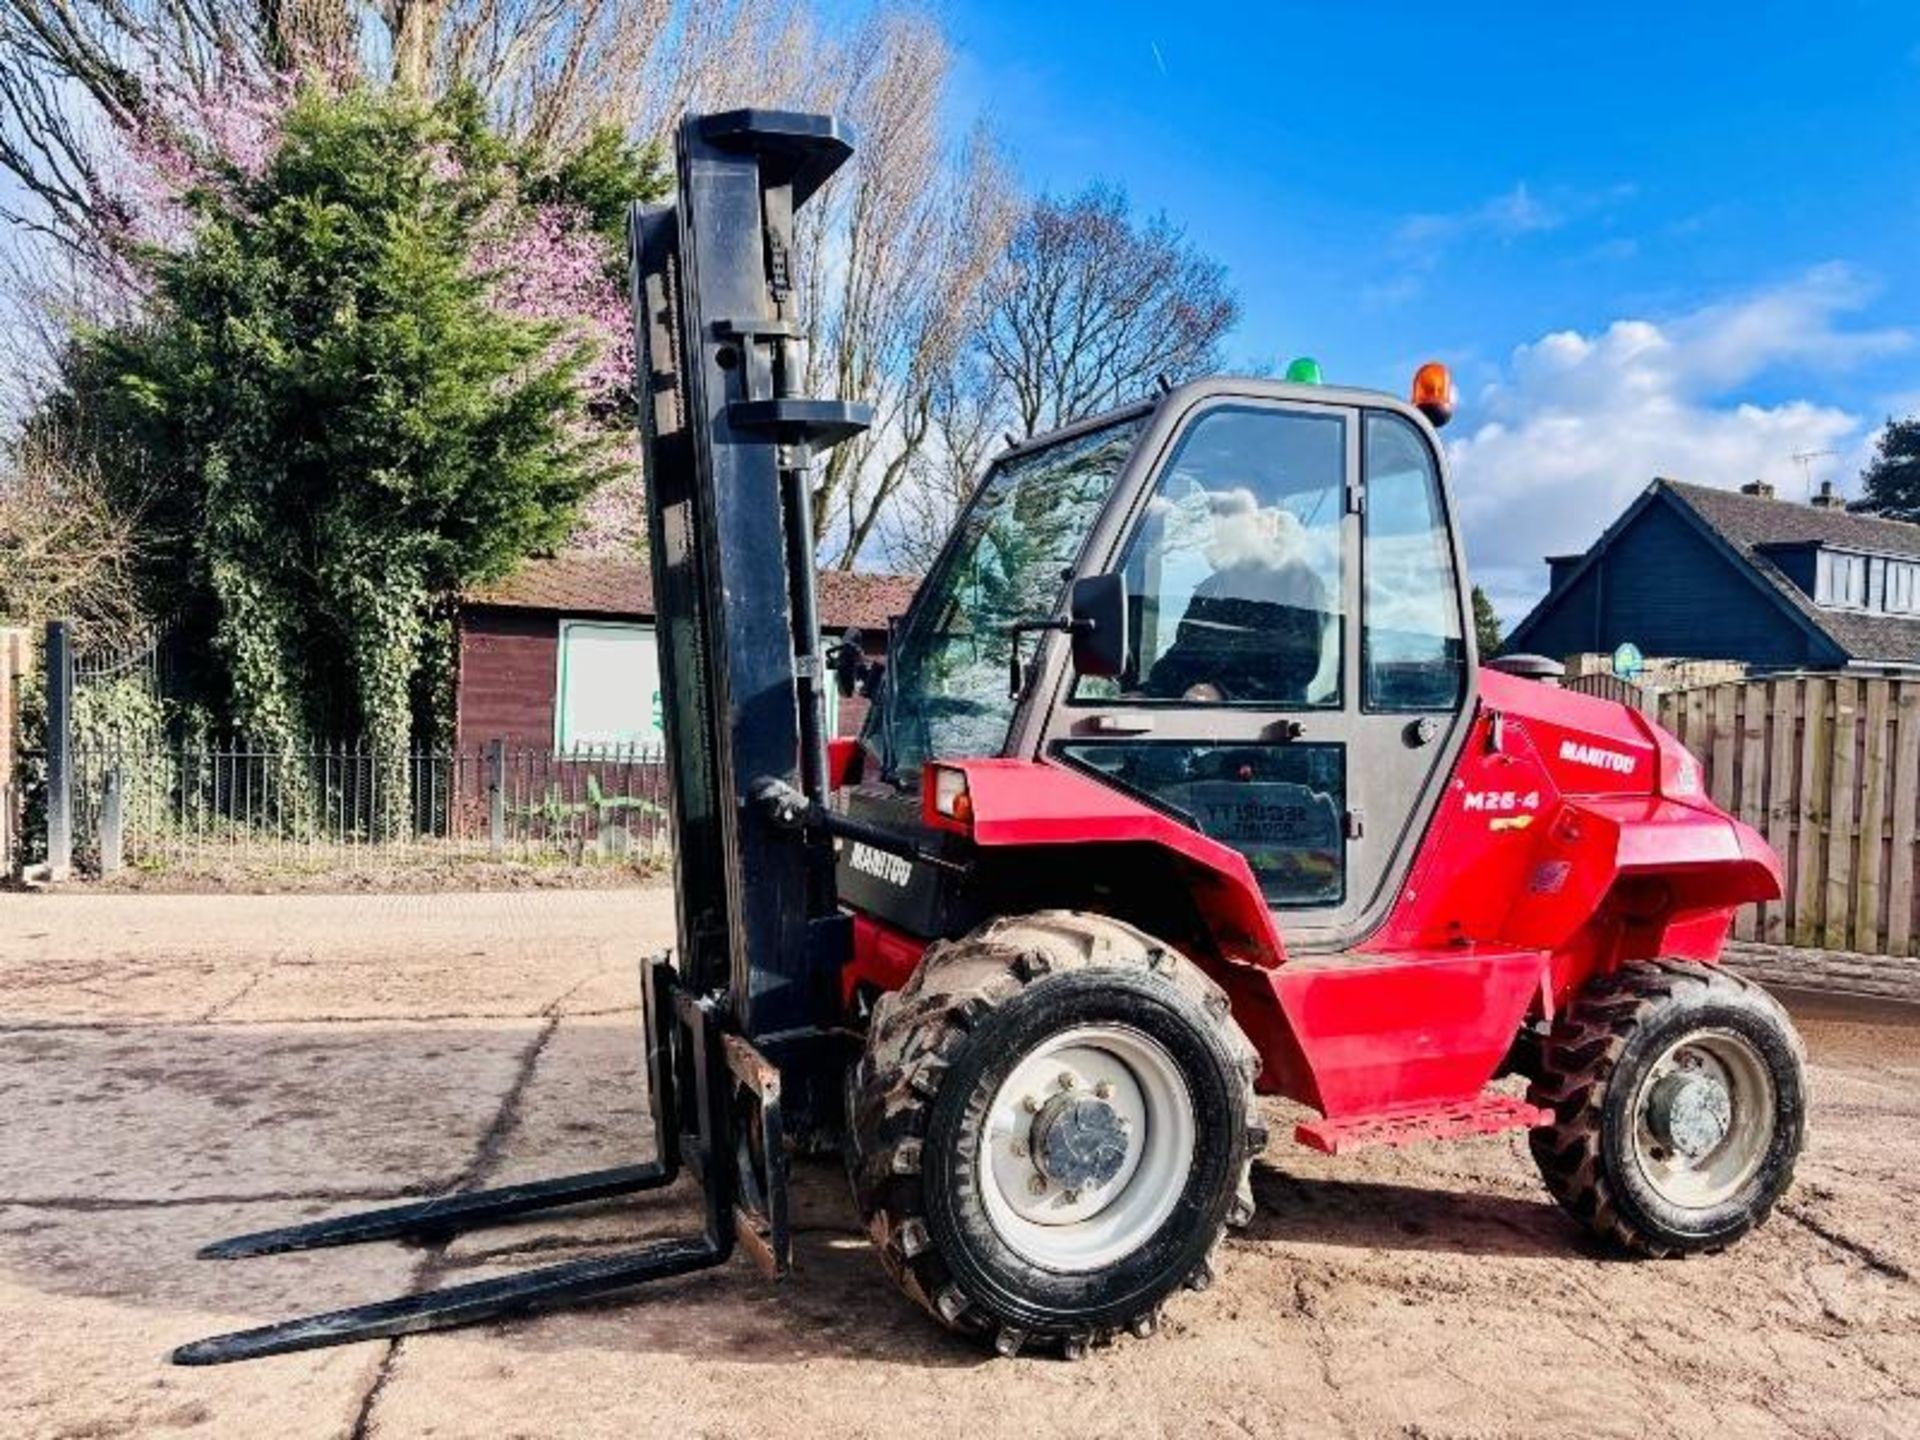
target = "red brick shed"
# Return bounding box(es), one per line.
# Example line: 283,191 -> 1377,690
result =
455,555 -> 917,752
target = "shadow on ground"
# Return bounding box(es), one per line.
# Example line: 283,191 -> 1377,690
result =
380,1159 -> 990,1371
0,1008 -> 984,1373
1244,1162 -> 1593,1259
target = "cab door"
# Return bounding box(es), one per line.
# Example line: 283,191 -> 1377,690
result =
1032,388 -> 1475,950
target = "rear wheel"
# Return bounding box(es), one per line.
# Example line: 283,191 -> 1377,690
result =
847,912 -> 1263,1358
1528,960 -> 1806,1255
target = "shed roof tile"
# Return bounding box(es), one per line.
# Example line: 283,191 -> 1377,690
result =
464,555 -> 920,632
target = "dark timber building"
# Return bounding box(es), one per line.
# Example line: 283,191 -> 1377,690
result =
1507,477 -> 1920,674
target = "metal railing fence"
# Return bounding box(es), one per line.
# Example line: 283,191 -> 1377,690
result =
67,739 -> 670,873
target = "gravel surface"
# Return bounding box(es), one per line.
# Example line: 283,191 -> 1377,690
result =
2,887 -> 1915,1439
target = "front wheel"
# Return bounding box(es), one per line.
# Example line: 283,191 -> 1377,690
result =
1528,960 -> 1807,1255
847,912 -> 1263,1358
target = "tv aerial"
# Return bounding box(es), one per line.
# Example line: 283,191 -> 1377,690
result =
1791,449 -> 1837,502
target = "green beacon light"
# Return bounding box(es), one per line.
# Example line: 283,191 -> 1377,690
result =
1284,356 -> 1324,385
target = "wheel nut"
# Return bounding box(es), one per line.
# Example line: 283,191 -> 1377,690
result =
1057,1071 -> 1077,1091
1063,1188 -> 1081,1204
1010,1137 -> 1028,1158
1022,1095 -> 1042,1114
1028,1174 -> 1048,1196
1093,1081 -> 1113,1100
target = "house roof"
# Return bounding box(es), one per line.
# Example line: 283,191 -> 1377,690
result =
1661,481 -> 1920,665
1508,478 -> 1920,665
1666,479 -> 1920,559
463,554 -> 921,633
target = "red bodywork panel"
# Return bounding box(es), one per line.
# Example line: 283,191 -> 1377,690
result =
845,912 -> 927,1007
827,738 -> 863,789
952,758 -> 1287,968
845,668 -> 1781,1126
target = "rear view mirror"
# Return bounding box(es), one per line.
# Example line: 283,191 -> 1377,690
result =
829,627 -> 865,697
1068,573 -> 1128,679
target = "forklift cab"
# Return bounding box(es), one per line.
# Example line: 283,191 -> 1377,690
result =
862,377 -> 1477,949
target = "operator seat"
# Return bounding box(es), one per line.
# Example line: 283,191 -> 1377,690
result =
1141,558 -> 1329,704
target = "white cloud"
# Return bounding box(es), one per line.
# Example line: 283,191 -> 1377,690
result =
1398,180 -> 1637,250
1399,182 -> 1564,247
1373,181 -> 1636,308
1447,265 -> 1912,623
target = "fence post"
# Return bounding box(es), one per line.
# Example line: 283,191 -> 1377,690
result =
99,767 -> 124,875
45,618 -> 74,881
0,627 -> 24,875
488,739 -> 506,857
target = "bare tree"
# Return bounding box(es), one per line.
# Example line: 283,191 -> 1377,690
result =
0,0 -> 825,418
0,0 -> 364,414
794,12 -> 1017,568
434,0 -> 817,156
981,183 -> 1239,438
876,353 -> 1006,573
418,3 -> 1016,570
0,1 -> 1024,573
874,186 -> 1246,572
0,427 -> 148,643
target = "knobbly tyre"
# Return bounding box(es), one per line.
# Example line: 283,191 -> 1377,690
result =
172,109 -> 1807,1366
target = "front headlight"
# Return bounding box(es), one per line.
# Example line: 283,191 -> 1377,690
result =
924,764 -> 973,830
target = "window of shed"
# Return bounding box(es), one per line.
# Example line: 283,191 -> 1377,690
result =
555,621 -> 662,750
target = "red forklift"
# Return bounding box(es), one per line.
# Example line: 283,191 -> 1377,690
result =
175,109 -> 1806,1365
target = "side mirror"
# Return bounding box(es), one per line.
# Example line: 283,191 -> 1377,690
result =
829,627 -> 865,698
1068,573 -> 1128,679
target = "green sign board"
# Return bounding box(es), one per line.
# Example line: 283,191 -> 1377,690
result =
1612,641 -> 1644,680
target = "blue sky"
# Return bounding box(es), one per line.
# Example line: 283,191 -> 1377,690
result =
940,0 -> 1920,620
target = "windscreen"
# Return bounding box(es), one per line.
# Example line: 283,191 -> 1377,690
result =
871,414 -> 1148,782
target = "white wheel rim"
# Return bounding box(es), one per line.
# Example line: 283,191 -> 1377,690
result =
978,1024 -> 1195,1273
1629,1027 -> 1776,1209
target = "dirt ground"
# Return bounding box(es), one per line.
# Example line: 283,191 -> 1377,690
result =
2,886 -> 1916,1439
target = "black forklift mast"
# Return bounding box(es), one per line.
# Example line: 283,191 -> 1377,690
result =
633,110 -> 869,1069
168,110 -> 872,1367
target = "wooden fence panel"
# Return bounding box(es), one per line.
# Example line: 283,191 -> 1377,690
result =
1890,684 -> 1920,958
1686,686 -> 1710,770
1823,678 -> 1859,951
1734,684 -> 1766,942
1720,691 -> 1751,821
1853,681 -> 1890,954
1627,672 -> 1919,960
1793,677 -> 1830,947
1764,679 -> 1797,946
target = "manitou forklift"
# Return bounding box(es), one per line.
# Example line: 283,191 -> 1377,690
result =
175,110 -> 1806,1365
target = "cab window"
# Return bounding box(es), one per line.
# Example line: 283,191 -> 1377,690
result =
1076,405 -> 1346,706
1362,412 -> 1465,710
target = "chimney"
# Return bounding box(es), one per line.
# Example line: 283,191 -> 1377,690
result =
1740,479 -> 1774,499
1810,479 -> 1845,510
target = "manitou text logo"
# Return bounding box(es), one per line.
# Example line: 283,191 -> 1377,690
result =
1558,739 -> 1637,775
847,842 -> 914,888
